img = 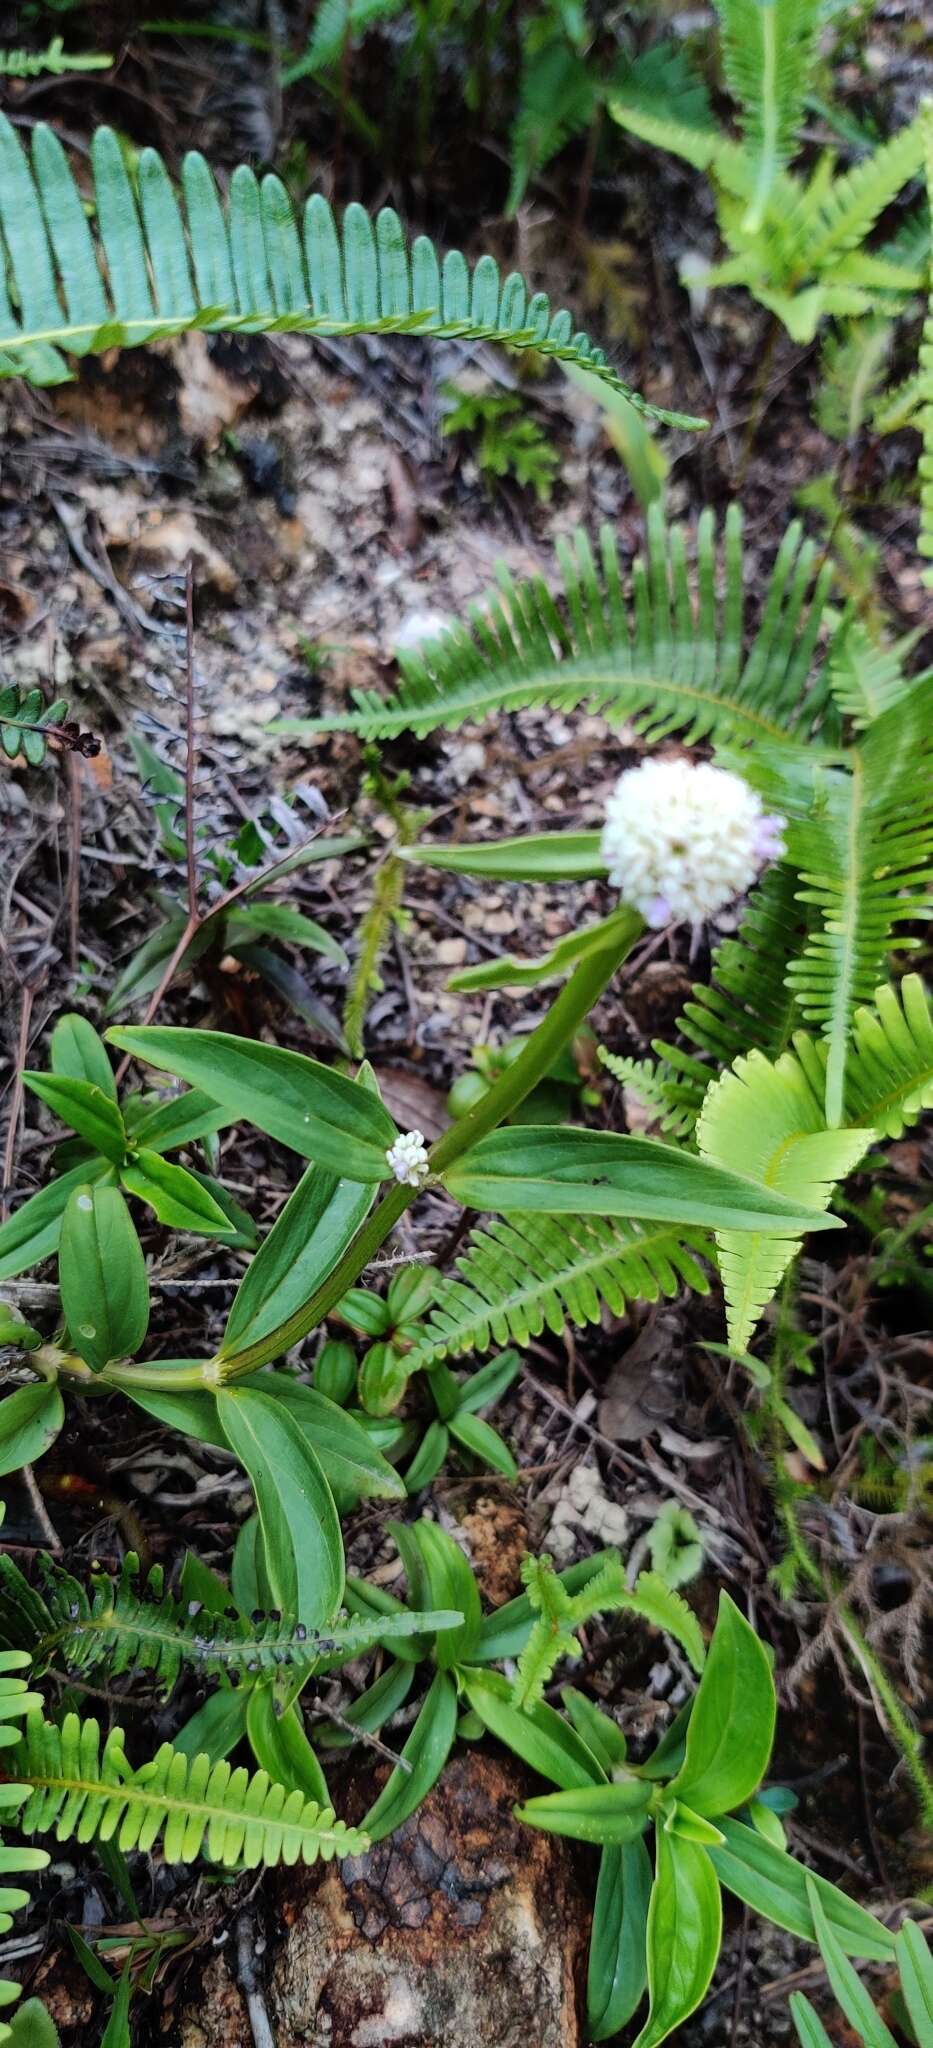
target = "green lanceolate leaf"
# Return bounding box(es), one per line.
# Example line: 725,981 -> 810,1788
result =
464,1670 -> 606,1791
587,1837 -> 653,2040
389,1518 -> 481,1670
59,1185 -> 149,1372
805,1876 -> 898,2048
631,1830 -> 722,2048
221,1165 -> 375,1359
561,1690 -> 629,1776
127,1377 -> 404,1512
404,831 -> 606,883
50,1015 -> 117,1099
245,1689 -> 330,1806
215,1388 -> 344,1630
120,1152 -> 234,1235
0,1158 -> 113,1282
448,911 -> 637,994
22,1074 -> 126,1166
788,1994 -> 834,2047
106,1028 -> 398,1181
666,1593 -> 775,1816
707,1819 -> 896,1959
442,1128 -> 846,1234
516,1779 -> 654,1846
897,1920 -> 933,2041
316,1658 -> 414,1752
360,1670 -> 459,1843
125,1088 -> 231,1153
448,1410 -> 517,1478
0,1382 -> 64,1478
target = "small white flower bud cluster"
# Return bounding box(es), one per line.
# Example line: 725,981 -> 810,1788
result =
385,1130 -> 431,1186
601,758 -> 785,928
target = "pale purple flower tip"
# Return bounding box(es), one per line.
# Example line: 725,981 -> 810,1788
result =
645,895 -> 672,928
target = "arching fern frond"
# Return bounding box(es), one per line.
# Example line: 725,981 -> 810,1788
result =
406,1212 -> 712,1369
306,505 -> 838,745
598,1048 -> 702,1140
0,116 -> 696,421
741,684 -> 933,1124
14,1712 -> 368,1867
697,1048 -> 873,1350
787,113 -> 928,279
0,1552 -> 459,1698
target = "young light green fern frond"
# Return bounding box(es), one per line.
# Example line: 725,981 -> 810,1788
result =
598,1049 -> 701,1140
0,116 -> 693,420
713,0 -> 822,231
790,113 -> 928,280
697,1048 -> 873,1350
405,1212 -> 712,1368
14,1712 -> 368,1867
739,684 -> 933,1124
0,39 -> 111,76
511,1557 -> 705,1708
307,506 -> 837,745
792,975 -> 933,1141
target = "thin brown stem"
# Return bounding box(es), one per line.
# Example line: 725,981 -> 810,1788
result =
2,982 -> 36,1219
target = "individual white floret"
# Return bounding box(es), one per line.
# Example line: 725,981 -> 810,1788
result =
386,1130 -> 431,1187
601,758 -> 785,928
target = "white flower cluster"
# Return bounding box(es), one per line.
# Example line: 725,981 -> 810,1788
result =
601,758 -> 785,928
385,1130 -> 431,1187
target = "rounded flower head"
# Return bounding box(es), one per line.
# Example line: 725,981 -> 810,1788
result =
601,758 -> 785,928
386,1130 -> 430,1187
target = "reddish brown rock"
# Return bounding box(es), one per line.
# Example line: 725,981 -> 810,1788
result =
270,1751 -> 587,2048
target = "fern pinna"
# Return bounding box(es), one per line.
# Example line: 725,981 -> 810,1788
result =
0,116 -> 697,424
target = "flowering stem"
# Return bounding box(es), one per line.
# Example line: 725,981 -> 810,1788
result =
89,906 -> 643,1395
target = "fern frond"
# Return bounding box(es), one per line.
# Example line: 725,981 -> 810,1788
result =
0,39 -> 111,76
918,107 -> 933,589
308,505 -> 837,745
598,1049 -> 700,1140
507,43 -> 596,214
285,0 -> 406,78
0,1650 -> 49,2044
607,41 -> 717,173
815,318 -> 894,442
632,862 -> 811,1139
0,1552 -> 459,1697
787,113 -> 927,276
511,1557 -> 705,1706
793,976 -> 933,1141
14,1712 -> 368,1866
745,685 -> 933,1124
0,117 -> 694,421
713,0 -> 822,230
827,622 -> 925,727
697,1047 -> 873,1349
405,1212 -> 712,1369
